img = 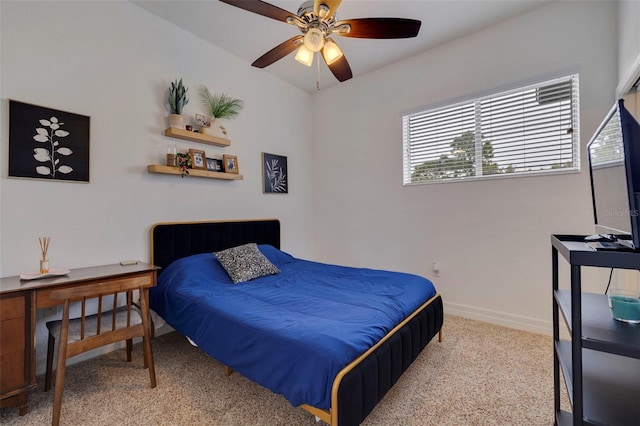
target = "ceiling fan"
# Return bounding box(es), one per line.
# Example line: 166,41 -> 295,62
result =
219,0 -> 421,83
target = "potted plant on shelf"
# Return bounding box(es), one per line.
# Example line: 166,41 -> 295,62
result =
168,78 -> 189,130
199,86 -> 244,137
176,152 -> 192,177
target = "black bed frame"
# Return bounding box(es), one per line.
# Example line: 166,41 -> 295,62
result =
150,219 -> 443,426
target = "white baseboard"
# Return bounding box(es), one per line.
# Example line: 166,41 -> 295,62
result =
444,301 -> 555,337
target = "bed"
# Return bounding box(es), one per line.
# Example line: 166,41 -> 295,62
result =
149,219 -> 443,426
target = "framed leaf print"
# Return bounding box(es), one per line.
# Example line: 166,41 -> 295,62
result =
8,100 -> 90,182
262,152 -> 288,193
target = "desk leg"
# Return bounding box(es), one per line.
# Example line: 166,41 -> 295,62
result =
17,392 -> 28,416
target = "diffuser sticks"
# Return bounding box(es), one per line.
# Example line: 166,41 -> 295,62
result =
39,237 -> 50,274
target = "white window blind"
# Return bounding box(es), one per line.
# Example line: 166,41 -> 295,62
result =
403,74 -> 580,185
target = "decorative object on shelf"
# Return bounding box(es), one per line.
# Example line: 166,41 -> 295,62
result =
39,236 -> 51,274
166,140 -> 177,167
201,123 -> 228,139
176,152 -> 192,177
195,113 -> 211,128
199,87 -> 244,120
206,157 -> 223,172
189,148 -> 207,170
9,100 -> 90,182
262,152 -> 288,193
199,87 -> 243,137
223,154 -> 239,174
607,275 -> 640,323
168,78 -> 189,130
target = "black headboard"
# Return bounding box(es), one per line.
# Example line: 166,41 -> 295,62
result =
150,219 -> 281,274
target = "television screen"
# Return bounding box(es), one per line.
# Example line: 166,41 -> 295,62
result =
587,99 -> 640,250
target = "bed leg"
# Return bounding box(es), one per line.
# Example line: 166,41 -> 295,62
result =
300,404 -> 332,425
438,328 -> 443,342
225,366 -> 234,376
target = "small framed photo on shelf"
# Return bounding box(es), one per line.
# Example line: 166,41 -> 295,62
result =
223,155 -> 239,174
206,157 -> 223,172
195,113 -> 211,128
189,149 -> 207,170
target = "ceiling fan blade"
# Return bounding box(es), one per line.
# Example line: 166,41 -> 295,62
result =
334,18 -> 421,39
325,53 -> 352,82
219,0 -> 295,23
251,35 -> 303,68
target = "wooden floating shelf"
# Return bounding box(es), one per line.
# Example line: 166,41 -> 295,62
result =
147,165 -> 243,180
164,127 -> 231,147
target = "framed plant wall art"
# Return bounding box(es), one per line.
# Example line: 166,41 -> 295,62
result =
8,100 -> 90,182
262,152 -> 288,193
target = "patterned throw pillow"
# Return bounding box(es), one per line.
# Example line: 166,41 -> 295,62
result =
214,243 -> 280,284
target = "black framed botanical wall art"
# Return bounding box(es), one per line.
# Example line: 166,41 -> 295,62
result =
8,100 -> 90,182
262,152 -> 288,193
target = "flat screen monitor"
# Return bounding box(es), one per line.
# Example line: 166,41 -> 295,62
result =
587,99 -> 640,251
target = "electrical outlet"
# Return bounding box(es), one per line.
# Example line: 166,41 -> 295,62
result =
432,262 -> 440,277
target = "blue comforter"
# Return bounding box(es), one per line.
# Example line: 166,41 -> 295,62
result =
149,245 -> 436,409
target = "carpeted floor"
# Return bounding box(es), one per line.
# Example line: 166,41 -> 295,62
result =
1,315 -> 565,425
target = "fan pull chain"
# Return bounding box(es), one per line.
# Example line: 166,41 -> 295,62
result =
316,51 -> 321,91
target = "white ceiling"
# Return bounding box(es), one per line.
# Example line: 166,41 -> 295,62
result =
133,0 -> 553,94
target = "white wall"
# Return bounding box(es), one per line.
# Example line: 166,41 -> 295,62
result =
311,1 -> 619,334
617,0 -> 640,95
0,0 -> 314,371
0,1 -> 314,276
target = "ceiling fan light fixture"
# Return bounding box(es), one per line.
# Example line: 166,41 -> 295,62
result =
322,38 -> 343,65
295,45 -> 314,66
221,0 -> 422,85
303,28 -> 324,52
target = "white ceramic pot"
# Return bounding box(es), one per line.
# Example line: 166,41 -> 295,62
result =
168,114 -> 185,129
202,119 -> 228,138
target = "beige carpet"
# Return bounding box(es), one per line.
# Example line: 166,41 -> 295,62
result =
1,315 -> 565,425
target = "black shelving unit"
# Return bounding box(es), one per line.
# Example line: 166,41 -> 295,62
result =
551,235 -> 640,426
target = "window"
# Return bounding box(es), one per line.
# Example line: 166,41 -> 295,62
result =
402,74 -> 580,185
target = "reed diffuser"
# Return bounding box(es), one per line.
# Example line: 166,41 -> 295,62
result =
39,237 -> 50,274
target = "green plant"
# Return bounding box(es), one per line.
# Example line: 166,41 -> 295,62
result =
168,78 -> 189,114
199,86 -> 244,120
176,152 -> 192,177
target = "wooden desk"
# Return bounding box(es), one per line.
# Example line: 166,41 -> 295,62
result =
0,263 -> 158,415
